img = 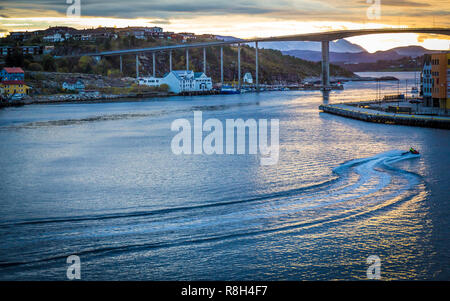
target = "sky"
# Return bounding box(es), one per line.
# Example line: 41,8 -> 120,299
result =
0,0 -> 449,52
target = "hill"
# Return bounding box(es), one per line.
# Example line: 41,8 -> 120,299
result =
140,44 -> 356,84
18,38 -> 356,83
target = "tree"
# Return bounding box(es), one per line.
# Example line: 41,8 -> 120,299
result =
102,39 -> 111,50
159,84 -> 169,92
78,56 -> 94,73
93,58 -> 112,75
42,54 -> 56,71
27,62 -> 43,71
107,69 -> 121,78
5,47 -> 24,67
57,58 -> 71,72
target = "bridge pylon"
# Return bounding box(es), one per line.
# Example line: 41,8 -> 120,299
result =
321,41 -> 330,91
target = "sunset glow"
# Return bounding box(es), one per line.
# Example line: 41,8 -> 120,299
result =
1,0 -> 449,52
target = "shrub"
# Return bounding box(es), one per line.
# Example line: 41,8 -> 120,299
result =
27,63 -> 44,71
107,69 -> 122,78
159,84 -> 169,92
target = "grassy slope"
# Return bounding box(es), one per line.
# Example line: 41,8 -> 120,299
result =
33,37 -> 355,83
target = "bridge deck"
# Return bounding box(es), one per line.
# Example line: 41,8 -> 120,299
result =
62,27 -> 450,58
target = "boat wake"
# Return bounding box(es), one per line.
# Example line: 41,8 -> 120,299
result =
0,150 -> 423,271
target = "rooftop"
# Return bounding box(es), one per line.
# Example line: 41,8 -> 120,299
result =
2,67 -> 25,74
1,80 -> 26,85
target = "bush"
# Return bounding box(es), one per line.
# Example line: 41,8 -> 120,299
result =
159,84 -> 169,92
28,63 -> 43,71
107,69 -> 121,78
41,54 -> 56,71
57,67 -> 69,73
78,56 -> 94,73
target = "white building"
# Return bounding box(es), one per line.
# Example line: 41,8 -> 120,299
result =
243,72 -> 253,84
139,70 -> 212,94
43,33 -> 71,43
62,79 -> 85,92
192,72 -> 213,92
422,55 -> 433,106
138,77 -> 162,87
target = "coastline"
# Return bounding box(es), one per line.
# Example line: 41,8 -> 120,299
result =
1,91 -> 172,107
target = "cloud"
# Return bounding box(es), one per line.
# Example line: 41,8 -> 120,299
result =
148,19 -> 171,25
380,0 -> 431,7
417,33 -> 450,42
0,0 -> 445,26
0,0 -> 449,33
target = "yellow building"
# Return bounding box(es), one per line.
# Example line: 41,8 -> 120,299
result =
0,81 -> 29,97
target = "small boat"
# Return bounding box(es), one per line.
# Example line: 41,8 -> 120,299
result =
9,94 -> 24,101
332,83 -> 344,90
403,147 -> 420,155
220,85 -> 240,94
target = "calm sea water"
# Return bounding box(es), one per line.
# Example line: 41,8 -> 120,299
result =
0,72 -> 448,280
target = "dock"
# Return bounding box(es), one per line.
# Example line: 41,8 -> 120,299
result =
319,103 -> 450,129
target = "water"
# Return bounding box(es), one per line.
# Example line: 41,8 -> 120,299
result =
0,72 -> 448,280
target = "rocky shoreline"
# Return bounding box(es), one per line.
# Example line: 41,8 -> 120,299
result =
1,91 -> 172,108
28,91 -> 170,104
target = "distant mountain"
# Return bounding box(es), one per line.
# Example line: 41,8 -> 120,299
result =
390,46 -> 441,58
258,39 -> 366,53
214,36 -> 366,53
282,46 -> 440,64
214,35 -> 439,66
283,49 -> 404,63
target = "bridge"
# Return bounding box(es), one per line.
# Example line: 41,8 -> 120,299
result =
67,28 -> 450,90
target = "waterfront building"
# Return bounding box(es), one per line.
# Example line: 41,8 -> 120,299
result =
138,77 -> 162,87
0,67 -> 25,81
431,52 -> 450,111
421,54 -> 433,107
163,71 -> 212,94
138,70 -> 212,94
192,72 -> 213,92
62,79 -> 85,92
0,81 -> 29,97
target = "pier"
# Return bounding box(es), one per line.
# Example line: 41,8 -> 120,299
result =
319,103 -> 450,129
